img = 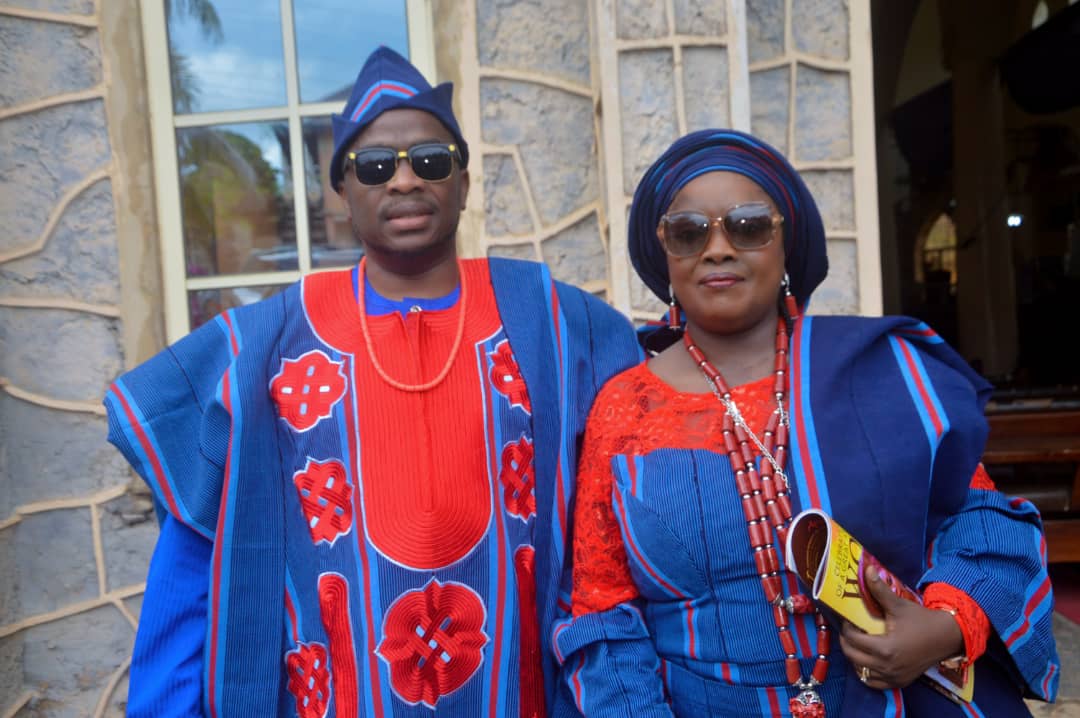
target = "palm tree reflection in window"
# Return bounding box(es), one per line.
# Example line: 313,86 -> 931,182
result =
167,0 -> 222,114
178,123 -> 290,279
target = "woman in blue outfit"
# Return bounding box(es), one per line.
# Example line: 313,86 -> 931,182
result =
554,129 -> 1059,717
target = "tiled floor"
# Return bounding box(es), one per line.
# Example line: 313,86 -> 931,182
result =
1031,701 -> 1080,717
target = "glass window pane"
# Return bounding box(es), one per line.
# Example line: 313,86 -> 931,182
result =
302,116 -> 363,269
177,121 -> 296,277
188,284 -> 286,330
167,0 -> 286,113
293,0 -> 409,104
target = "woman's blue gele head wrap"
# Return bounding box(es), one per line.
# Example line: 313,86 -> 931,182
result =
627,128 -> 828,308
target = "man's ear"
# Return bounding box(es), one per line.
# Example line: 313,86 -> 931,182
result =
335,184 -> 351,222
458,168 -> 470,211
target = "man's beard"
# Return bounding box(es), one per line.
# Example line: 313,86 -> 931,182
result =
350,217 -> 459,271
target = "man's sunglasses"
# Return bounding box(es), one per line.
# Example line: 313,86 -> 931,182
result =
658,203 -> 784,257
345,142 -> 461,186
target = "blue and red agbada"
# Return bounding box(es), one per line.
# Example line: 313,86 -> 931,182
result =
105,257 -> 641,716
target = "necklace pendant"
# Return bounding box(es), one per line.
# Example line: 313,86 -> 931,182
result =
789,686 -> 826,718
784,593 -> 814,614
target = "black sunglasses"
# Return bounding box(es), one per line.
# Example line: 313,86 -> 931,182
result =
345,142 -> 461,186
658,202 -> 783,257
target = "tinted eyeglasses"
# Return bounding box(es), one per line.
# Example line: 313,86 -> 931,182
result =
345,142 -> 461,186
658,202 -> 784,257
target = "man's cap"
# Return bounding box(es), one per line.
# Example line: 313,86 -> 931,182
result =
330,46 -> 469,191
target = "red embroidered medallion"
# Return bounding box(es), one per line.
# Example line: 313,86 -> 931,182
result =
271,350 -> 347,432
515,546 -> 546,718
488,340 -> 531,413
285,641 -> 331,718
377,580 -> 489,707
500,436 -> 537,520
293,459 -> 353,545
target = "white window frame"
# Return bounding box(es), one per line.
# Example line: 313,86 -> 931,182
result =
140,0 -> 435,342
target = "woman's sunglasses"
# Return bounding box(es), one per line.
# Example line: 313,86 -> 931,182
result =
657,202 -> 784,257
345,142 -> 461,186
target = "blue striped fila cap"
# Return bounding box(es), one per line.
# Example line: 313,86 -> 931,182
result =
330,46 -> 468,191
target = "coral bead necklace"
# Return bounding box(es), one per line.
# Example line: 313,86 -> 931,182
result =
356,257 -> 468,392
682,304 -> 830,718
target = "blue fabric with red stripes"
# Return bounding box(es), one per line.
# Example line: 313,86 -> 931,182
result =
555,315 -> 1059,717
105,257 -> 642,717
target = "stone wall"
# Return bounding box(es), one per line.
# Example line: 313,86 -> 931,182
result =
468,0 -> 612,296
0,2 -> 156,716
747,0 -> 863,314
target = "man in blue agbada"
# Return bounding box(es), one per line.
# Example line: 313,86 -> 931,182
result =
105,46 -> 640,716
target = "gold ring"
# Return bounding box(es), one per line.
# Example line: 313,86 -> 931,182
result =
859,665 -> 870,684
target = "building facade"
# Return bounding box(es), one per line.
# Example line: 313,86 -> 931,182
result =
0,0 -> 877,713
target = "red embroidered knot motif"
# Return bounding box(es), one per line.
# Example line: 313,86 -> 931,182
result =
286,641 -> 331,718
377,580 -> 488,707
271,350 -> 347,432
488,340 -> 531,413
294,459 -> 353,545
500,436 -> 536,520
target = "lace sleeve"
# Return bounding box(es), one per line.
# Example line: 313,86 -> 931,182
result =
571,380 -> 640,616
923,582 -> 990,666
969,462 -> 995,490
918,463 -> 997,665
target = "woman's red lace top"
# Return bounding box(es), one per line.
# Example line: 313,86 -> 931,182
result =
572,361 -> 991,664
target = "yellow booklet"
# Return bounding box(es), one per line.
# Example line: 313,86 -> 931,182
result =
784,508 -> 974,703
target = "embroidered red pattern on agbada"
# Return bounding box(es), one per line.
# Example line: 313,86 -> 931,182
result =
273,262 -> 544,713
293,459 -> 353,545
271,350 -> 348,432
489,339 -> 532,413
377,580 -> 489,707
500,436 -> 537,520
285,642 -> 331,718
346,276 -> 503,570
318,573 -> 359,718
515,546 -> 546,718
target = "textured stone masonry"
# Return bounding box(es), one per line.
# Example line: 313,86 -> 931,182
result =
483,153 -> 534,237
0,180 -> 121,304
793,0 -> 849,60
0,14 -> 100,107
0,395 -> 128,518
794,65 -> 852,161
682,46 -> 731,132
750,66 -> 791,153
674,0 -> 727,35
618,49 -> 679,194
540,212 -> 607,286
0,308 -> 122,402
0,5 -> 138,716
616,0 -> 669,39
0,101 -> 112,253
480,78 -> 598,225
477,0 -> 591,84
747,0 -> 785,62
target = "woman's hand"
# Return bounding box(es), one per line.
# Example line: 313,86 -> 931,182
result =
837,569 -> 964,690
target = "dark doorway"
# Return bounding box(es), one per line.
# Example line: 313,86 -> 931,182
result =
872,0 -> 1080,397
